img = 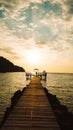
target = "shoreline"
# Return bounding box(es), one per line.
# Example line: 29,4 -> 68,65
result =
1,86 -> 73,130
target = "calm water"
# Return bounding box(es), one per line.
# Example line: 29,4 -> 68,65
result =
0,72 -> 73,124
44,73 -> 73,112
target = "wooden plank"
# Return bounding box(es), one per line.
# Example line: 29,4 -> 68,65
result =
1,76 -> 60,130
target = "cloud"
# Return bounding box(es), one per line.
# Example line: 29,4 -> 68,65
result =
35,41 -> 47,48
0,47 -> 17,55
31,5 -> 38,10
0,0 -> 73,55
49,0 -> 73,20
0,46 -> 22,60
0,20 -> 35,52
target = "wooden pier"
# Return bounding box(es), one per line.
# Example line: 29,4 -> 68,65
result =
1,76 -> 60,130
26,71 -> 47,80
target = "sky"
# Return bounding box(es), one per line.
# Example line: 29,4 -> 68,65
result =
0,0 -> 73,73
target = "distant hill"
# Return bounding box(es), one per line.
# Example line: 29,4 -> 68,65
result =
0,57 -> 25,72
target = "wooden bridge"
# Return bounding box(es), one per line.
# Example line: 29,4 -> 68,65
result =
1,76 -> 60,130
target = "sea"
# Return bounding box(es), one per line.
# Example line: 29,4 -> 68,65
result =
0,72 -> 73,124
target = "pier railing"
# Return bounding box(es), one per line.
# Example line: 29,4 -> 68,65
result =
26,72 -> 47,80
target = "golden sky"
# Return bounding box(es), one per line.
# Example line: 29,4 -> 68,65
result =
0,0 -> 73,72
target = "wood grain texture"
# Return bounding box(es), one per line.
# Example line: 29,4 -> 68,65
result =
1,76 -> 60,130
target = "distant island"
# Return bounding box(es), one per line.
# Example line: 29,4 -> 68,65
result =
0,56 -> 25,72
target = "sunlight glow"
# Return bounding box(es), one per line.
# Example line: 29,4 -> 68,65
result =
27,49 -> 41,65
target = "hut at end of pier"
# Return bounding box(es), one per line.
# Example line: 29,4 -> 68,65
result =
26,69 -> 47,81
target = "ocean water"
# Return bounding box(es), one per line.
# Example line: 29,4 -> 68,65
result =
0,72 -> 73,124
0,72 -> 29,124
43,73 -> 73,112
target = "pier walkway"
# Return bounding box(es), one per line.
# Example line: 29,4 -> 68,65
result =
1,76 -> 60,130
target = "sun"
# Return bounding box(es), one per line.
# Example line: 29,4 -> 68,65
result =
27,49 -> 41,65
